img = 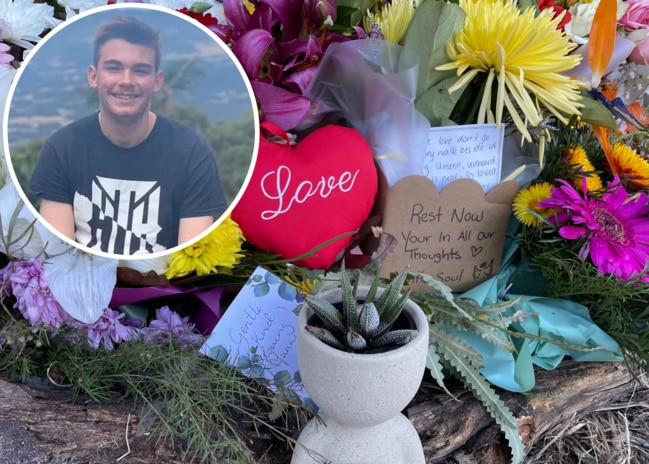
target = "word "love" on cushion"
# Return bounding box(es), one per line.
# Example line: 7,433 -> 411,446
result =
232,123 -> 378,269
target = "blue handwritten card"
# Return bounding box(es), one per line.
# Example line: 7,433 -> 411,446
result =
200,266 -> 309,401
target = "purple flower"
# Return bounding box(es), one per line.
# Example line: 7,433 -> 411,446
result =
0,43 -> 13,68
0,257 -> 69,328
538,177 -> 649,281
73,308 -> 140,351
214,0 -> 361,130
303,0 -> 337,29
143,306 -> 202,348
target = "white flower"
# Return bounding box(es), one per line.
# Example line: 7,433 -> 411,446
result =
0,65 -> 16,150
0,180 -> 45,259
57,0 -> 107,19
0,0 -> 61,49
114,0 -> 213,10
44,250 -> 118,324
0,183 -> 116,324
567,0 -> 628,43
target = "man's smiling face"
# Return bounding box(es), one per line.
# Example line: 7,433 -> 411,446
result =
88,38 -> 163,124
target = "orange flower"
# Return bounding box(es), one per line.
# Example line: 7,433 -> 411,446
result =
587,0 -> 617,88
564,146 -> 603,192
608,142 -> 649,190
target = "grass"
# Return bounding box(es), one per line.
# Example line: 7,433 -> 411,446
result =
525,374 -> 649,464
0,318 -> 314,464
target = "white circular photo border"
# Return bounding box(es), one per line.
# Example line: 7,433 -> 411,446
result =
2,3 -> 260,261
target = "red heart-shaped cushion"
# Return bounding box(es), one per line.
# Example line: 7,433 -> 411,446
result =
232,123 -> 378,269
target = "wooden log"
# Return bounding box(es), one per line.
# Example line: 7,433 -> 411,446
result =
407,360 -> 637,463
0,379 -> 183,463
0,360 -> 638,463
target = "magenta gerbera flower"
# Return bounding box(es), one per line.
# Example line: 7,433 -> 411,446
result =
538,177 -> 649,281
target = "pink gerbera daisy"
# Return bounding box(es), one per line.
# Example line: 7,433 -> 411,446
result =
538,177 -> 649,281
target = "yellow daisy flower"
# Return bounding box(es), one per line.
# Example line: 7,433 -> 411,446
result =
563,146 -> 603,192
513,182 -> 557,227
365,0 -> 415,44
165,216 -> 246,279
608,142 -> 649,191
436,0 -> 582,141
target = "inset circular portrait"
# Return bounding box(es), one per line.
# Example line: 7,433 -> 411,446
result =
3,3 -> 258,259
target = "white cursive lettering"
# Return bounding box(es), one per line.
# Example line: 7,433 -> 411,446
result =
260,165 -> 360,220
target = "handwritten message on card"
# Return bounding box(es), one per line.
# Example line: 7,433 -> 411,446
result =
200,266 -> 308,400
423,124 -> 505,193
380,177 -> 519,292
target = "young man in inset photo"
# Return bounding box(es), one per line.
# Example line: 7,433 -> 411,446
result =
29,15 -> 228,255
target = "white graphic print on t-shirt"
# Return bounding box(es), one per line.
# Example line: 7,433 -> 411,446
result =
73,176 -> 165,254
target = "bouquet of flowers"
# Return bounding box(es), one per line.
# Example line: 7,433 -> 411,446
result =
1,0 -> 649,461
508,0 -> 649,373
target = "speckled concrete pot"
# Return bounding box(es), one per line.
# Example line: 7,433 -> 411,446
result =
291,287 -> 428,464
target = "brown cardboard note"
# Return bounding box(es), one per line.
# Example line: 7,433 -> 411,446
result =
380,176 -> 519,292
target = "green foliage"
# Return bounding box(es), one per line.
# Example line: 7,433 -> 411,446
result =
410,275 -> 528,464
204,112 -> 256,203
304,264 -> 417,353
7,139 -> 43,206
440,341 -> 525,464
577,90 -> 618,130
513,117 -> 649,374
404,0 -> 466,126
532,115 -> 607,187
0,325 -> 313,463
519,246 -> 649,374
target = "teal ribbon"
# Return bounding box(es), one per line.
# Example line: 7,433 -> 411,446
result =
449,232 -> 623,392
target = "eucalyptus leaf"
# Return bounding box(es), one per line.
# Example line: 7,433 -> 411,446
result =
414,75 -> 465,126
254,282 -> 270,297
404,0 -> 465,99
208,344 -> 230,364
44,251 -> 117,324
273,370 -> 293,386
278,282 -> 297,301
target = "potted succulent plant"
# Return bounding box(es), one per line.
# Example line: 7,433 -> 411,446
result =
291,265 -> 429,464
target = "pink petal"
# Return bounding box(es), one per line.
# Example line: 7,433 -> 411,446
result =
252,80 -> 311,130
232,29 -> 274,80
559,225 -> 588,240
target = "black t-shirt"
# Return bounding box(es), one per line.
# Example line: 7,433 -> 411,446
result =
29,113 -> 227,255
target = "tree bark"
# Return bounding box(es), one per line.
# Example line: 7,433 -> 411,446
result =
407,360 -> 637,463
0,361 -> 639,463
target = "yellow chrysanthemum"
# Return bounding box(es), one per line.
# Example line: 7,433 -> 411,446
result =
436,0 -> 583,141
608,142 -> 649,191
283,271 -> 322,295
364,0 -> 415,44
512,182 -> 557,227
165,216 -> 246,279
563,146 -> 603,192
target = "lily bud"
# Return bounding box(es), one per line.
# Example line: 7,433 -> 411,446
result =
303,0 -> 337,28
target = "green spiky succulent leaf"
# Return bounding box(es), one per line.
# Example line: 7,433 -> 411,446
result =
370,329 -> 418,348
358,302 -> 381,337
304,265 -> 414,353
304,325 -> 346,351
304,295 -> 346,336
341,261 -> 359,332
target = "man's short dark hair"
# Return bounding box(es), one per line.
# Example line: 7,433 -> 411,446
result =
94,16 -> 161,71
